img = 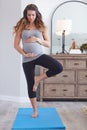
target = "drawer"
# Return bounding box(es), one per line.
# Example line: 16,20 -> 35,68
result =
65,60 -> 86,69
78,85 -> 87,97
78,70 -> 87,84
44,70 -> 75,83
44,84 -> 75,97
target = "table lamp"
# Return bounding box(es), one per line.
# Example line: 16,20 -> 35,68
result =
56,19 -> 72,53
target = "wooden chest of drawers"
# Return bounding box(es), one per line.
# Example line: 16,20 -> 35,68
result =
39,54 -> 87,101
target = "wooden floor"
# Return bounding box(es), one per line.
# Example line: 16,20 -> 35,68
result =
0,100 -> 87,130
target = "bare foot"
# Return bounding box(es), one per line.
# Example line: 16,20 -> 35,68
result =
32,111 -> 38,118
33,77 -> 40,92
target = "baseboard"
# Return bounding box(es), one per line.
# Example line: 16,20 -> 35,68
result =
20,96 -> 30,103
0,95 -> 30,103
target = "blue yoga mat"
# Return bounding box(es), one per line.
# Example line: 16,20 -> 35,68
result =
12,108 -> 66,130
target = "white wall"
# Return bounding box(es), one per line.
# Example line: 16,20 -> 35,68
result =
0,0 -> 87,102
0,0 -> 21,101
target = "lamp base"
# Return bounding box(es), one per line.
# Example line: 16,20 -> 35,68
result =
61,49 -> 69,54
56,50 -> 69,54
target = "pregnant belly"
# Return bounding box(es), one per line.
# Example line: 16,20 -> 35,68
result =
23,42 -> 43,54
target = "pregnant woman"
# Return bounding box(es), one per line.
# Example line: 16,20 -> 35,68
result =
14,4 -> 63,118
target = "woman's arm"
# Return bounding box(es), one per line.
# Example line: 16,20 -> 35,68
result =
25,28 -> 50,48
14,30 -> 25,56
37,28 -> 50,48
14,30 -> 37,58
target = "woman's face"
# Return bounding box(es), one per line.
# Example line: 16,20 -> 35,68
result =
27,10 -> 36,23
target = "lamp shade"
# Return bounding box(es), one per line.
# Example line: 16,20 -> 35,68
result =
56,19 -> 72,35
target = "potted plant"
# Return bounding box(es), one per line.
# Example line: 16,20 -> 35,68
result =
80,43 -> 87,54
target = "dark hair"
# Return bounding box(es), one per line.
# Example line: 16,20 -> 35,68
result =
14,4 -> 46,33
23,4 -> 38,19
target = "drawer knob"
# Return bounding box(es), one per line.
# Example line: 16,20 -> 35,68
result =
63,75 -> 68,77
63,89 -> 67,91
51,89 -> 56,91
85,75 -> 87,78
85,90 -> 87,92
74,63 -> 79,65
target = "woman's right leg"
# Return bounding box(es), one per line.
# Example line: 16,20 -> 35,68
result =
33,73 -> 48,91
22,61 -> 38,118
33,54 -> 63,91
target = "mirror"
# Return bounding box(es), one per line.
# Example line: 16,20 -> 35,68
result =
51,1 -> 87,54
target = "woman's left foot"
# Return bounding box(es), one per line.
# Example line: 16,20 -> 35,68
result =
33,77 -> 40,92
32,111 -> 38,118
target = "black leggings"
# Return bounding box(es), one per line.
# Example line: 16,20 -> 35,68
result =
22,54 -> 63,98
